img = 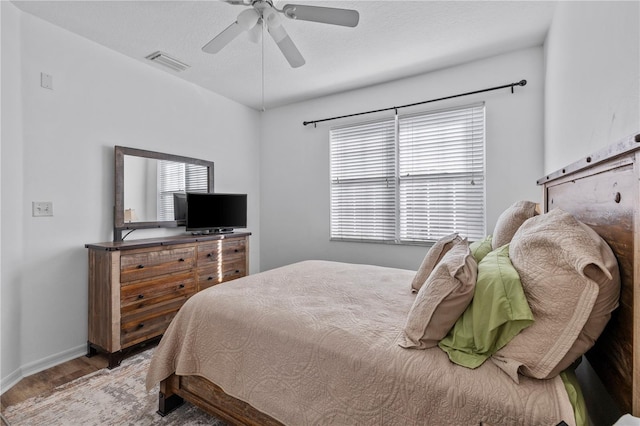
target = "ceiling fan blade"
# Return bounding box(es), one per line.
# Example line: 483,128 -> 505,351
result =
202,8 -> 260,54
268,23 -> 305,68
202,22 -> 245,53
222,0 -> 253,5
266,11 -> 305,68
271,30 -> 305,68
282,4 -> 359,27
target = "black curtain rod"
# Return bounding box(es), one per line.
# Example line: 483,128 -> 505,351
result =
303,79 -> 527,127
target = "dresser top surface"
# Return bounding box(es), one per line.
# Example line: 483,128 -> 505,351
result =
86,232 -> 251,251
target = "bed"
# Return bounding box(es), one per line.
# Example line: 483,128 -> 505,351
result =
146,131 -> 640,425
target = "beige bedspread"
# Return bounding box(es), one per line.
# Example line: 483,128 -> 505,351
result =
146,260 -> 575,425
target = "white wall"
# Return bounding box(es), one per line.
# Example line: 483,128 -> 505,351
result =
1,2 -> 261,390
260,47 -> 545,272
544,1 -> 640,172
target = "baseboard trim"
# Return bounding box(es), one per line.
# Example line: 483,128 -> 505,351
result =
1,344 -> 87,395
1,369 -> 23,394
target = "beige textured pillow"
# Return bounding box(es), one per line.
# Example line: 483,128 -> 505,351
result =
549,221 -> 620,377
411,233 -> 463,293
492,201 -> 539,249
491,209 -> 613,382
398,240 -> 478,349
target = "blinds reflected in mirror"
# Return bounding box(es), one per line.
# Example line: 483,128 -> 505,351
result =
158,161 -> 209,221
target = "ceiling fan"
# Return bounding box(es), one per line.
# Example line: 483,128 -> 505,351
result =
202,0 -> 360,68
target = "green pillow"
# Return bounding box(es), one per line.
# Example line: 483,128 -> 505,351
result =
469,235 -> 493,263
438,244 -> 534,368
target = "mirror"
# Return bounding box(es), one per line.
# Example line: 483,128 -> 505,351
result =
114,146 -> 214,241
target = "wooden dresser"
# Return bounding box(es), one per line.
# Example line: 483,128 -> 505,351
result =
85,232 -> 250,368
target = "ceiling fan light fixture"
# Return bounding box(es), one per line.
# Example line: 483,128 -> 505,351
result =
237,8 -> 260,30
248,20 -> 263,43
264,10 -> 282,29
145,51 -> 190,72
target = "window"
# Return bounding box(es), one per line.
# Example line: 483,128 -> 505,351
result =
157,160 -> 209,221
330,103 -> 485,244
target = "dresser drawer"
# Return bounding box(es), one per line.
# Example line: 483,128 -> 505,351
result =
197,258 -> 247,290
120,245 -> 195,283
120,297 -> 188,347
197,238 -> 246,266
120,272 -> 195,314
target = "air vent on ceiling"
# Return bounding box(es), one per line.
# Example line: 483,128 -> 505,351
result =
145,51 -> 190,72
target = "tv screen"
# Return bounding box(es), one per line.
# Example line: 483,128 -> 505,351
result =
186,193 -> 247,233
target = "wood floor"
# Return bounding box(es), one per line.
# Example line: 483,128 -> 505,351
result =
0,351 -> 109,412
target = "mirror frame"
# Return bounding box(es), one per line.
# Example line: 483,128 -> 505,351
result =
114,145 -> 215,241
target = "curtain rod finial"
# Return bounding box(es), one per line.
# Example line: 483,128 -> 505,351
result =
519,79 -> 527,86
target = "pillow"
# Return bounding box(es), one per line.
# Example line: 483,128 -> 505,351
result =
469,234 -> 493,263
438,244 -> 534,368
491,209 -> 614,382
550,221 -> 620,377
411,233 -> 463,293
398,239 -> 477,349
492,201 -> 539,249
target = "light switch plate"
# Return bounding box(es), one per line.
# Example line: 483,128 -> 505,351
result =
41,73 -> 53,90
32,201 -> 53,217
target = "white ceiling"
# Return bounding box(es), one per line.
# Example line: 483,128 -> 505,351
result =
12,0 -> 558,110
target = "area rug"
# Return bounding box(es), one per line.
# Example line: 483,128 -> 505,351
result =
2,349 -> 224,425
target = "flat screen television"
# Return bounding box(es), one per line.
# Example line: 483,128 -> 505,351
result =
186,192 -> 247,233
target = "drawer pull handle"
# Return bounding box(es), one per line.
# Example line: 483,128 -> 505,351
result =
207,253 -> 213,258
137,264 -> 144,269
137,294 -> 144,299
234,249 -> 239,253
137,323 -> 144,329
178,258 -> 185,262
235,270 -> 240,273
179,284 -> 185,289
207,276 -> 213,281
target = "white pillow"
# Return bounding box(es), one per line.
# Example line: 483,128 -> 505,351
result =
491,209 -> 615,381
492,201 -> 538,249
399,240 -> 477,349
410,233 -> 463,293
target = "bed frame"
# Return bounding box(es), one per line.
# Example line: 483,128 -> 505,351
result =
158,131 -> 640,423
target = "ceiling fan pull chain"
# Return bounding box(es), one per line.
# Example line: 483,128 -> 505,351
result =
261,17 -> 265,112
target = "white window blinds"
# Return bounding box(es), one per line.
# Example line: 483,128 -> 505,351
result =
330,119 -> 396,241
330,103 -> 485,244
157,161 -> 208,221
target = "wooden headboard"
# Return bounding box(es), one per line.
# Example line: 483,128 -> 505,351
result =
538,132 -> 640,416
